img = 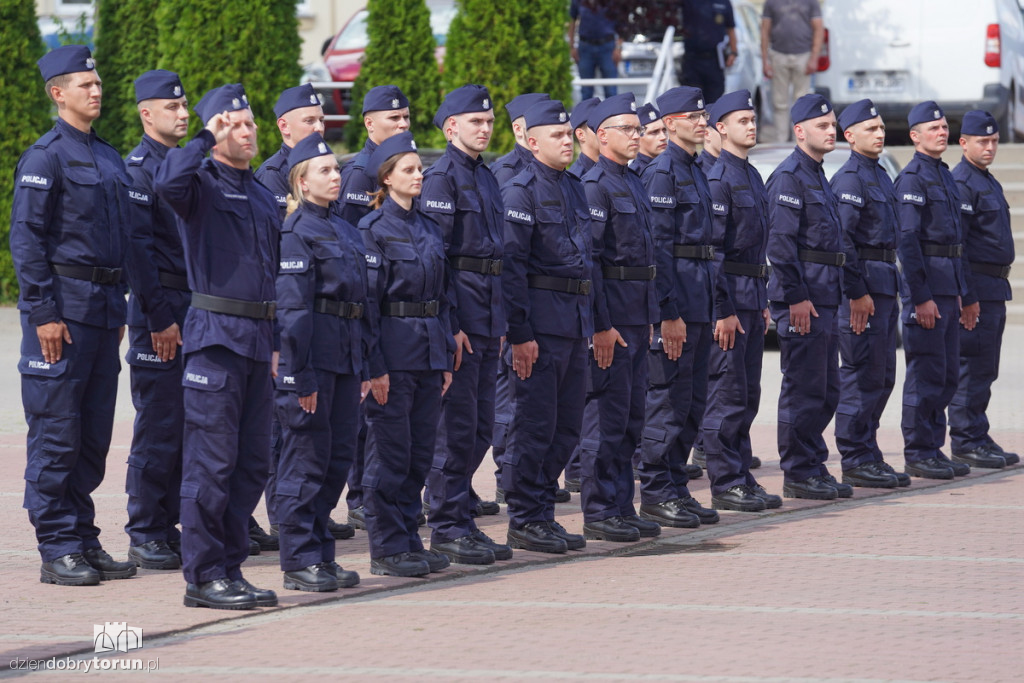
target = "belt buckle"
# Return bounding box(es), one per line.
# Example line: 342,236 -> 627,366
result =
265,302 -> 277,319
648,265 -> 657,279
350,303 -> 364,319
489,260 -> 502,276
837,254 -> 847,267
578,280 -> 591,296
425,300 -> 439,317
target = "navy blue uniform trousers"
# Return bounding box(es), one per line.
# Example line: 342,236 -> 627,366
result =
949,300 -> 1006,452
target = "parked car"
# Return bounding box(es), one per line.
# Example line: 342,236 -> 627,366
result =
815,0 -> 1024,141
319,0 -> 456,129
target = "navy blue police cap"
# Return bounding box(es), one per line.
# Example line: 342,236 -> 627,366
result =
791,93 -> 833,124
38,45 -> 95,81
710,90 -> 754,125
288,132 -> 334,166
589,92 -> 638,132
506,93 -> 550,121
366,131 -> 418,178
908,101 -> 944,128
525,99 -> 570,129
274,83 -> 324,118
656,86 -> 704,116
837,99 -> 878,130
570,97 -> 601,131
362,85 -> 409,115
637,102 -> 661,126
433,84 -> 492,129
134,69 -> 184,103
960,110 -> 998,137
194,83 -> 250,126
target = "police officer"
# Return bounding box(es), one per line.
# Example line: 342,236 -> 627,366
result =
155,83 -> 280,610
949,110 -> 1019,468
704,90 -> 779,512
123,70 -> 191,571
767,93 -> 854,500
631,102 -> 666,176
636,86 -> 720,528
502,99 -> 594,553
679,0 -> 738,103
422,85 -> 512,565
256,83 -> 326,219
696,101 -> 723,176
336,85 -> 411,530
831,99 -> 910,488
578,93 -> 661,543
273,133 -> 365,592
13,45 -> 136,586
568,97 -> 602,180
896,102 -> 974,480
361,133 -> 454,577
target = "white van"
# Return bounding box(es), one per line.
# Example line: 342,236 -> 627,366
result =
815,0 -> 1024,140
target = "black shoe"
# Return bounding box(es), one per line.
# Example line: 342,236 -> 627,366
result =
935,452 -> 971,477
167,538 -> 182,556
750,455 -> 762,469
234,577 -> 279,606
712,485 -> 767,512
284,564 -> 339,592
683,464 -> 703,480
431,536 -> 496,565
128,540 -> 181,570
370,552 -> 430,577
323,561 -> 361,587
749,483 -> 783,509
507,523 -> 568,554
905,457 -> 955,479
495,487 -> 506,504
327,518 -> 356,539
416,512 -> 427,527
782,476 -> 839,500
554,488 -> 571,503
546,520 -> 587,550
269,523 -> 279,536
677,495 -> 721,524
470,529 -> 513,560
184,578 -> 256,610
638,500 -> 700,528
40,553 -> 101,586
248,539 -> 261,556
951,448 -> 1006,469
984,441 -> 1019,465
876,460 -> 911,487
620,514 -> 662,537
410,548 -> 451,572
347,506 -> 367,530
470,487 -> 500,516
249,523 -> 279,551
82,547 -> 137,580
691,447 -> 706,469
564,478 -> 581,492
820,472 -> 854,498
843,463 -> 899,489
582,516 -> 641,542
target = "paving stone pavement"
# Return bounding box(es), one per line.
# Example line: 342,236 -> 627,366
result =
0,308 -> 1021,681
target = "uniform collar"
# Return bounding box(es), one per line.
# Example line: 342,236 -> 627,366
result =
960,154 -> 991,178
212,157 -> 255,183
300,199 -> 331,218
382,194 -> 415,220
913,150 -> 946,168
792,145 -> 825,172
446,141 -> 482,168
718,148 -> 748,169
55,117 -> 94,144
667,140 -> 697,165
850,149 -> 881,168
141,133 -> 173,160
597,154 -> 628,175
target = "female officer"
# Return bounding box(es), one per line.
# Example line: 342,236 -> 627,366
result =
274,133 -> 368,592
360,132 -> 455,577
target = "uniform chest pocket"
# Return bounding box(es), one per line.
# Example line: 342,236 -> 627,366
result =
732,191 -> 755,209
310,239 -> 347,263
60,165 -> 100,230
534,206 -> 575,259
674,182 -> 699,205
975,192 -> 1005,213
456,192 -> 482,214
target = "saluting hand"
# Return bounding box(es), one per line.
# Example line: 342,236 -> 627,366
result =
37,321 -> 72,364
205,111 -> 235,144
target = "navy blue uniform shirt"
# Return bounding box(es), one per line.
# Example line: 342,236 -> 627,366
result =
829,150 -> 901,299
337,138 -> 379,226
421,142 -> 506,338
11,118 -> 128,329
155,129 -> 280,361
255,143 -> 292,220
569,153 -> 596,181
502,157 -> 598,343
894,151 -> 969,305
493,144 -> 535,188
952,156 -> 1014,303
696,150 -> 719,174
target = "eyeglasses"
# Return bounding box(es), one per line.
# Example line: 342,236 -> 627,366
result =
668,111 -> 710,123
605,124 -> 644,137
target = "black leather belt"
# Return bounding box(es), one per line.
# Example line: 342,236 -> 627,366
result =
601,265 -> 656,280
385,300 -> 439,317
451,255 -> 503,275
798,249 -> 846,266
191,292 -> 276,320
673,244 -> 716,259
969,262 -> 1012,279
158,271 -> 190,291
922,243 -> 963,258
856,248 -> 897,264
527,273 -> 592,295
51,263 -> 122,285
314,298 -> 364,319
722,262 -> 768,278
